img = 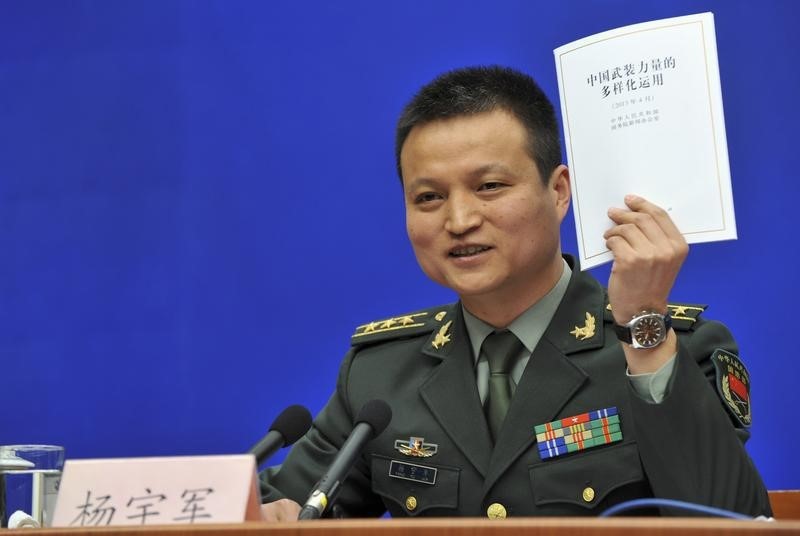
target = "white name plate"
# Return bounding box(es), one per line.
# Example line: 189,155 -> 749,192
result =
52,454 -> 261,527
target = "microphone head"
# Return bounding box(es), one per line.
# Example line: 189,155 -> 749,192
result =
269,404 -> 313,446
355,399 -> 392,439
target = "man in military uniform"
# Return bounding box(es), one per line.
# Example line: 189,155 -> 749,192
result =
259,66 -> 771,520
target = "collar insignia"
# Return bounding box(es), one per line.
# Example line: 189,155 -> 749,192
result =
570,312 -> 596,340
394,436 -> 438,457
431,320 -> 453,349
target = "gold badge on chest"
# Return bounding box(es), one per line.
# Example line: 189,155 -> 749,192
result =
394,436 -> 438,457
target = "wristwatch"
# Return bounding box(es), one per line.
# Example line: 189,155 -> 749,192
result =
613,310 -> 672,349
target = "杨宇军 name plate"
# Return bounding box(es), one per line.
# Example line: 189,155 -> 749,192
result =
52,454 -> 261,527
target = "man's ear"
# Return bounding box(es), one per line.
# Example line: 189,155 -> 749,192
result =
549,164 -> 571,220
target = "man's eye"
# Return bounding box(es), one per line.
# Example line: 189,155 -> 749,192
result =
415,192 -> 442,204
479,182 -> 504,191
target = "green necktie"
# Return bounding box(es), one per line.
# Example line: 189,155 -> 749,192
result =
482,330 -> 524,442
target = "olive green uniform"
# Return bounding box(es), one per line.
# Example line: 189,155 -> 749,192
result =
260,257 -> 771,517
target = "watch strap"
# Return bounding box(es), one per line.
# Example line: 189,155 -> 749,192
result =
613,321 -> 633,344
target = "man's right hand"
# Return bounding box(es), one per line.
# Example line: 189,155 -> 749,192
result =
260,498 -> 301,522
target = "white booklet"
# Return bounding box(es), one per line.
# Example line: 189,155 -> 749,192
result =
554,13 -> 736,269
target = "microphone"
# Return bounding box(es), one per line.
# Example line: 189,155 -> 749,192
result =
298,399 -> 392,520
248,404 -> 313,465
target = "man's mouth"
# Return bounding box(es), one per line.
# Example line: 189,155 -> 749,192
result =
449,245 -> 491,257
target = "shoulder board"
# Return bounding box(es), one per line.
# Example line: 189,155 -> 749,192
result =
350,306 -> 452,347
603,302 -> 708,331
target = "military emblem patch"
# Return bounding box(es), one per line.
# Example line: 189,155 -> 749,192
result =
711,349 -> 752,427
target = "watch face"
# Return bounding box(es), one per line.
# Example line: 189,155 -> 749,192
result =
632,316 -> 665,348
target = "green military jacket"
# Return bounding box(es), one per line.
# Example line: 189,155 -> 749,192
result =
260,257 -> 770,517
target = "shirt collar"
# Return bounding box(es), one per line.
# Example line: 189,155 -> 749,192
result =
462,258 -> 572,362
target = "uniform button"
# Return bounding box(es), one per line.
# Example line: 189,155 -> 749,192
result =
582,486 -> 595,503
486,502 -> 507,519
405,496 -> 417,512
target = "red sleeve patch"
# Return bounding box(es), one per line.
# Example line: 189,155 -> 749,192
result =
710,348 -> 752,428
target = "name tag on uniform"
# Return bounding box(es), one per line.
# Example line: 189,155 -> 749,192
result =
388,460 -> 437,485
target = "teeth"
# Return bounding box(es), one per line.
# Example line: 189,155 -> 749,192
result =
451,246 -> 489,257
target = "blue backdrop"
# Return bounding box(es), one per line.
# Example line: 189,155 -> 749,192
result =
2,0 -> 798,489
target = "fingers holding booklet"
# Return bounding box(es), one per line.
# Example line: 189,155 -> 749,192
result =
604,194 -> 689,324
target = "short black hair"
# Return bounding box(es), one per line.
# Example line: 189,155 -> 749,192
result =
395,66 -> 562,184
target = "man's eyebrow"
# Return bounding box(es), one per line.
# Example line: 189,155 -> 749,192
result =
405,177 -> 439,189
470,163 -> 514,177
406,163 -> 516,189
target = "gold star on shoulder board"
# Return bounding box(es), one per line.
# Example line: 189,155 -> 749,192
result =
381,318 -> 397,329
399,315 -> 415,326
671,305 -> 688,316
570,312 -> 596,340
363,322 -> 379,333
432,320 -> 453,349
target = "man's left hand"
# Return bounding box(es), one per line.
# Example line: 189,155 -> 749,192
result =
604,194 -> 688,373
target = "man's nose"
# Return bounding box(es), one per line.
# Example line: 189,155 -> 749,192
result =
444,194 -> 482,235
